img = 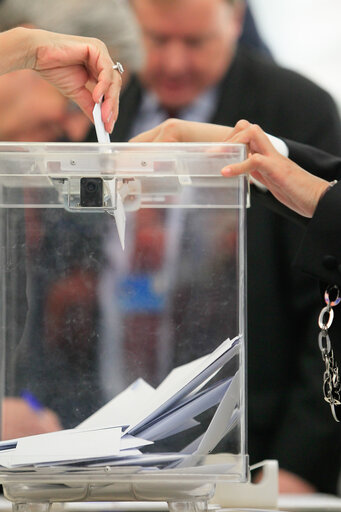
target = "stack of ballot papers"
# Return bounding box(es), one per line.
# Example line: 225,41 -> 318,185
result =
0,335 -> 241,471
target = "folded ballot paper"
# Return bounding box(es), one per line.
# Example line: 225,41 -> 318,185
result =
0,335 -> 241,471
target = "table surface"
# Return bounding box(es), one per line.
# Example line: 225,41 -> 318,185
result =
1,494 -> 341,512
278,493 -> 341,511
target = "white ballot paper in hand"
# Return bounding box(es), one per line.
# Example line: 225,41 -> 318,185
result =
93,102 -> 110,144
106,178 -> 126,251
92,102 -> 126,250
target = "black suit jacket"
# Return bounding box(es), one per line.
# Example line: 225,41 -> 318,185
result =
87,47 -> 341,492
253,141 -> 341,287
283,141 -> 341,287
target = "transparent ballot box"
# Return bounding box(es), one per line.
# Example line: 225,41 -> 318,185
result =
0,142 -> 248,512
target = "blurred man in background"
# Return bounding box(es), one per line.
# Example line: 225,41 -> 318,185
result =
95,0 -> 341,495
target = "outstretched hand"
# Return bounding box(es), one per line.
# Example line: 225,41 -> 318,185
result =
30,30 -> 121,133
131,117 -> 330,218
222,120 -> 330,217
130,118 -> 232,143
0,27 -> 122,133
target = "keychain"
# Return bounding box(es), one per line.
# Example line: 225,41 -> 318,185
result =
318,285 -> 341,421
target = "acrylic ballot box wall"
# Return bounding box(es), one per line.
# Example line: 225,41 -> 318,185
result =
0,142 -> 248,512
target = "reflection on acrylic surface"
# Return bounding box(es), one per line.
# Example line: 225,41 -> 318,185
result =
2,190 -> 242,461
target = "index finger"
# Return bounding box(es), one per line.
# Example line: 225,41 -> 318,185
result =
93,63 -> 122,133
83,39 -> 122,132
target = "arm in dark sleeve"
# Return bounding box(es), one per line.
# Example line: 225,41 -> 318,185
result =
285,140 -> 341,285
294,182 -> 341,286
247,204 -> 341,493
253,139 -> 341,285
285,139 -> 341,181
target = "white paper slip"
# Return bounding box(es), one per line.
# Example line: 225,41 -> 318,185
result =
120,435 -> 153,451
180,408 -> 240,458
157,419 -> 200,441
155,355 -> 208,396
0,426 -> 122,467
106,179 -> 126,251
139,378 -> 232,442
84,450 -> 142,468
92,102 -> 128,250
155,336 -> 239,403
77,378 -> 156,430
99,453 -> 187,467
161,377 -> 232,419
0,440 -> 18,452
175,371 -> 240,468
35,449 -> 145,469
93,102 -> 110,144
195,371 -> 240,455
127,335 -> 241,436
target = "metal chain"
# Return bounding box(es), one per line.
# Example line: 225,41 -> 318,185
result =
318,285 -> 341,422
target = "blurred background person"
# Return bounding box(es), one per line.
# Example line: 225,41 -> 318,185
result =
239,2 -> 272,58
2,0 -> 341,497
96,0 -> 341,495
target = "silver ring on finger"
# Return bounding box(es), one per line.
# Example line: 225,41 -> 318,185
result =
112,62 -> 124,75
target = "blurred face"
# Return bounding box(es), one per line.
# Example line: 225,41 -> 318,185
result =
0,70 -> 90,142
132,0 -> 244,109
